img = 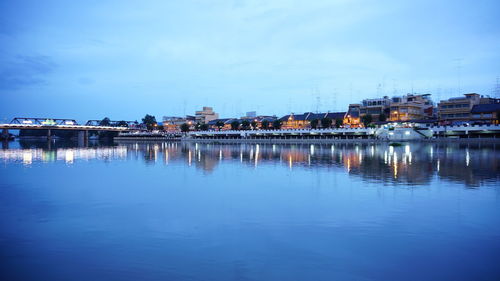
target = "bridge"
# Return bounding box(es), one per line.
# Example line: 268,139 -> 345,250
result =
1,117 -> 137,141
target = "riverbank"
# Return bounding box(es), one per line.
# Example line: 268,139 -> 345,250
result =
180,137 -> 500,144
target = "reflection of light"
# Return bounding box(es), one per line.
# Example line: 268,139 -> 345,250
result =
405,145 -> 410,154
393,153 -> 398,179
347,158 -> 351,172
384,150 -> 388,164
371,146 -> 375,157
188,150 -> 192,166
219,149 -> 222,161
310,145 -> 315,155
255,144 -> 259,167
288,155 -> 292,169
65,150 -> 74,164
466,148 -> 470,167
389,146 -> 394,154
23,150 -> 32,165
430,147 -> 433,158
437,159 -> 440,172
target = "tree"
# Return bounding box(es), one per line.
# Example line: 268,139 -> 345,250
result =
117,120 -> 128,127
215,121 -> 224,131
379,113 -> 387,122
261,120 -> 270,129
251,120 -> 258,130
361,114 -> 373,127
180,123 -> 190,132
334,118 -> 344,128
200,124 -> 209,131
241,120 -> 250,130
310,119 -> 319,129
157,124 -> 164,131
99,117 -> 111,126
230,120 -> 240,130
272,120 -> 282,130
142,114 -> 157,131
321,117 -> 332,128
195,122 -> 202,130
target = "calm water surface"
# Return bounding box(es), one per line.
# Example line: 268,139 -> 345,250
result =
1,140 -> 500,281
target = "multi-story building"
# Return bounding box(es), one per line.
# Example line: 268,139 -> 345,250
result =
359,96 -> 392,122
389,94 -> 434,122
195,107 -> 219,124
471,100 -> 500,124
162,116 -> 196,131
438,93 -> 481,124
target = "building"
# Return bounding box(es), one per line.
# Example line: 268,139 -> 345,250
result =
471,102 -> 500,124
280,112 -> 346,129
389,94 -> 434,122
195,107 -> 219,124
359,96 -> 392,122
438,93 -> 481,124
162,115 -> 196,131
162,116 -> 186,131
343,104 -> 361,127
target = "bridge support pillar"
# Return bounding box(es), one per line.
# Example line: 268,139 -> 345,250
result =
77,130 -> 89,146
1,129 -> 8,139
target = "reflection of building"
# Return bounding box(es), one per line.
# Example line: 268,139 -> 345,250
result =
195,107 -> 219,124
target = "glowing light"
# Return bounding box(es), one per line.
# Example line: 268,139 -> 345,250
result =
65,150 -> 74,164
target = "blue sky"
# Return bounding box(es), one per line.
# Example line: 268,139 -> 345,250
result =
1,0 -> 499,122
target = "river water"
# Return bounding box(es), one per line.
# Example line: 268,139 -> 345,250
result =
1,140 -> 500,281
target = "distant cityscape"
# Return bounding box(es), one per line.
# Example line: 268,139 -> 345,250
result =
160,92 -> 500,132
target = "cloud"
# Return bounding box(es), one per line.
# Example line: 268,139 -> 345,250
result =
0,55 -> 57,90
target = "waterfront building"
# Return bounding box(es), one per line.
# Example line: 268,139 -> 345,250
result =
471,101 -> 500,124
343,104 -> 362,127
438,93 -> 482,124
279,112 -> 346,129
389,94 -> 434,122
195,107 -> 219,124
359,96 -> 392,122
162,115 -> 196,131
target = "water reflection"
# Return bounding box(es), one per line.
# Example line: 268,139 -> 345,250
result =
2,141 -> 499,187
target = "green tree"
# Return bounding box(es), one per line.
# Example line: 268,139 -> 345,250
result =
272,120 -> 282,130
321,117 -> 332,128
310,119 -> 319,129
379,113 -> 387,122
261,120 -> 270,129
251,120 -> 258,130
241,120 -> 250,130
361,114 -> 373,127
142,114 -> 157,131
157,124 -> 164,131
230,120 -> 240,130
117,120 -> 128,127
99,117 -> 111,126
334,118 -> 344,128
180,123 -> 190,132
215,120 -> 225,131
200,124 -> 209,131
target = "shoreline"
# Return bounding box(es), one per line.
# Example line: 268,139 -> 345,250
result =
179,137 -> 500,144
